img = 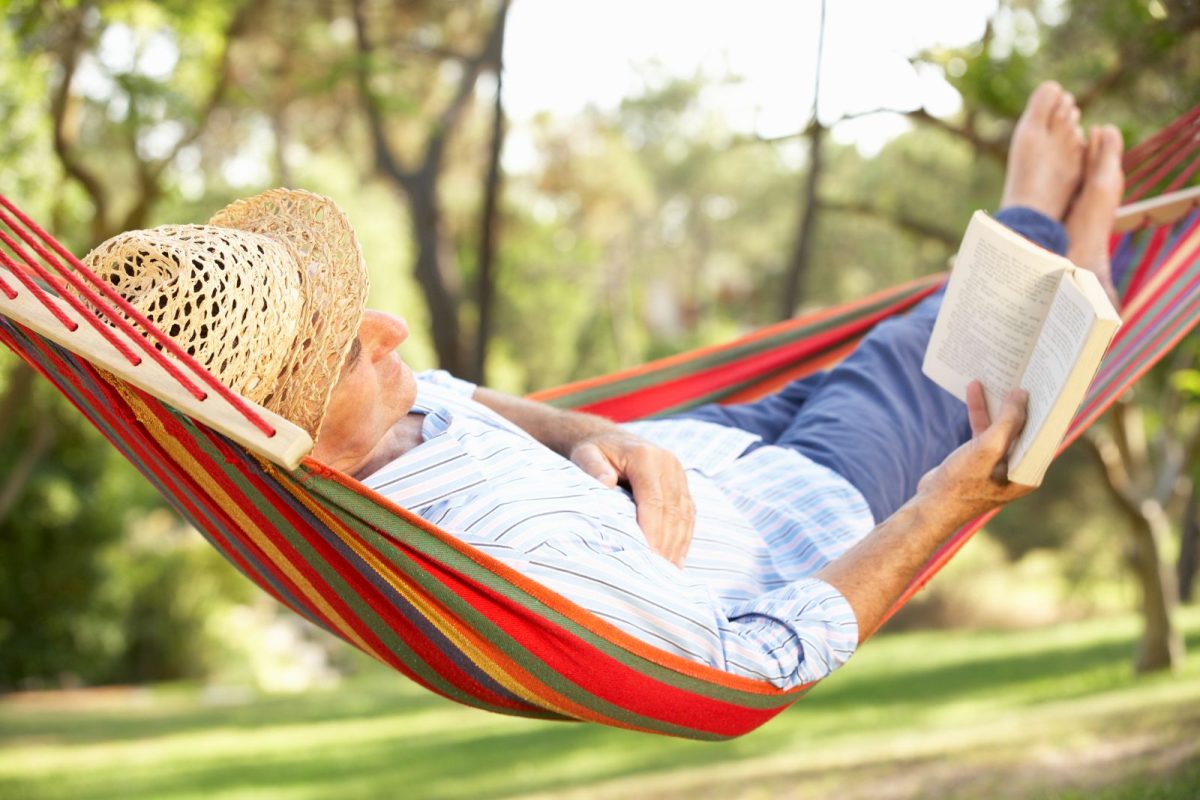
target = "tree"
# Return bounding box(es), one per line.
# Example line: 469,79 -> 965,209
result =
351,0 -> 511,381
914,0 -> 1200,672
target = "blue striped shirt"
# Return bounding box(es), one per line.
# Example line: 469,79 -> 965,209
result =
362,371 -> 876,688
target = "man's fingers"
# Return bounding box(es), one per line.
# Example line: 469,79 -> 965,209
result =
629,470 -> 670,552
966,380 -> 991,437
579,434 -> 696,567
979,388 -> 1028,480
968,383 -> 1028,447
992,388 -> 1029,441
571,443 -> 619,487
627,454 -> 694,567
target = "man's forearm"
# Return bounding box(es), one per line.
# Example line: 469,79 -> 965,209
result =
815,488 -> 970,643
472,386 -> 615,455
818,384 -> 1035,644
473,386 -> 698,564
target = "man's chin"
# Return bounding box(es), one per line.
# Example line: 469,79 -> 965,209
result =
395,363 -> 418,414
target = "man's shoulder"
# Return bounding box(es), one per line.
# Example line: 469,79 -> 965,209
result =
414,368 -> 477,399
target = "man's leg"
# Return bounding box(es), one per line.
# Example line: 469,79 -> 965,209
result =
773,205 -> 1065,523
673,208 -> 1072,452
678,82 -> 1092,522
673,207 -> 1066,522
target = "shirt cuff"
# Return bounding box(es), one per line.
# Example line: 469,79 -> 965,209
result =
726,577 -> 860,688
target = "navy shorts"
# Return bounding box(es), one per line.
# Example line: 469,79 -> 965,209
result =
670,206 -> 1069,523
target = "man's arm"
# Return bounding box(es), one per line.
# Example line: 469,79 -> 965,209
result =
817,381 -> 1035,642
471,386 -> 696,566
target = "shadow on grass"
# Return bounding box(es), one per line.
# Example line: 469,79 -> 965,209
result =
0,717 -> 679,800
2,617 -> 1197,800
0,681 -> 461,744
807,636 -> 1138,712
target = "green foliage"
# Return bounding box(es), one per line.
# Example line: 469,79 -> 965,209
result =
0,368 -> 151,687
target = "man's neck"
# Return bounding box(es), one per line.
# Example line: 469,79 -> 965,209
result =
343,413 -> 426,479
319,412 -> 427,482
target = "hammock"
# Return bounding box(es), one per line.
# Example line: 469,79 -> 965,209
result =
1,111 -> 1199,740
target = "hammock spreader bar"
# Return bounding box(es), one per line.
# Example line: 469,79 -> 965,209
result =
1,108 -> 1198,739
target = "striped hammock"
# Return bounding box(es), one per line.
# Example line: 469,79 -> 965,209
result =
1,109 -> 1198,740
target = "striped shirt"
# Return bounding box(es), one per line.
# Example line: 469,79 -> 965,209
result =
362,371 -> 877,689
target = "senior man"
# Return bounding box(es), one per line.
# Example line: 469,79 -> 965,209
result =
85,82 -> 1124,688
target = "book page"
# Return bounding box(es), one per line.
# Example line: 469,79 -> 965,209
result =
1009,277 -> 1095,467
924,212 -> 1066,416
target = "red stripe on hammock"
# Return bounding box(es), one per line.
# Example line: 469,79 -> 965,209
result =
579,285 -> 938,421
0,195 -> 275,436
410,541 -> 792,736
203,428 -> 532,712
1122,225 -> 1170,301
4,328 -> 308,622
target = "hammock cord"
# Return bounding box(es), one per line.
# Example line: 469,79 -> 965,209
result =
0,195 -> 276,436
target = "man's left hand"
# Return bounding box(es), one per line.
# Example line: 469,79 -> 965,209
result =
570,431 -> 696,567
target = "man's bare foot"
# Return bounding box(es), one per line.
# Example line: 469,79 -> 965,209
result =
1066,124 -> 1124,306
1001,81 -> 1086,219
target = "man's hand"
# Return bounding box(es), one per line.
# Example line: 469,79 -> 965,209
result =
916,380 -> 1037,524
570,431 -> 696,567
471,387 -> 697,567
819,379 -> 1036,643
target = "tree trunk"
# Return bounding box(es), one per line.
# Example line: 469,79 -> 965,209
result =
1087,406 -> 1187,673
780,123 -> 825,319
471,8 -> 509,385
351,0 -> 510,376
406,170 -> 465,375
1128,500 -> 1184,672
1178,488 -> 1198,603
779,0 -> 827,320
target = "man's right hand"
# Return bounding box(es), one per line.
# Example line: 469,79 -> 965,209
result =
916,380 -> 1036,525
818,380 -> 1036,643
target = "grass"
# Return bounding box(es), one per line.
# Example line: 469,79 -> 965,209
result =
1,606 -> 1198,800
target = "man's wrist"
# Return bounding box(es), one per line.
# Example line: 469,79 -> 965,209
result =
907,484 -> 977,534
545,409 -> 620,457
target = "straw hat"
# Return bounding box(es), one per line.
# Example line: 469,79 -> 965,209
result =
82,188 -> 370,439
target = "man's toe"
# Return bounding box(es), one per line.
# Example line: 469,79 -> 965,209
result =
1051,91 -> 1077,129
1024,80 -> 1063,127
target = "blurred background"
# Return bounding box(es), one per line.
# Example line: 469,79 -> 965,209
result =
1,0 -> 1199,797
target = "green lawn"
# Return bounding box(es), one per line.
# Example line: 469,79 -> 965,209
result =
2,607 -> 1198,800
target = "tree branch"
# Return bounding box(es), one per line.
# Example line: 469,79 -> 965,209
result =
421,2 -> 508,175
1085,423 -> 1145,522
351,0 -> 416,189
754,104 -> 1008,162
906,106 -> 1009,162
50,6 -> 109,243
821,199 -> 961,246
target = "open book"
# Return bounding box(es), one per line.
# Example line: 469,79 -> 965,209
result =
923,211 -> 1121,486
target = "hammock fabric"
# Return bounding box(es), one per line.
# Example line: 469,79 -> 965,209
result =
2,112 -> 1199,741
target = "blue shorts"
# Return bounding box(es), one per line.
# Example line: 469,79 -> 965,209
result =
671,207 -> 1068,523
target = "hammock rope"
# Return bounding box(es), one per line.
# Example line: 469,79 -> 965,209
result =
1,108 -> 1199,739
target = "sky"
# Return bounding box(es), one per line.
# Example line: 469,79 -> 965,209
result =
78,0 -> 1034,186
503,0 -> 1012,157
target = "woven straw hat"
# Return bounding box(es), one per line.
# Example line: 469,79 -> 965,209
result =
82,188 -> 370,439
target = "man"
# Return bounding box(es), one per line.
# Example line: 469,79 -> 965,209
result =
85,82 -> 1124,689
